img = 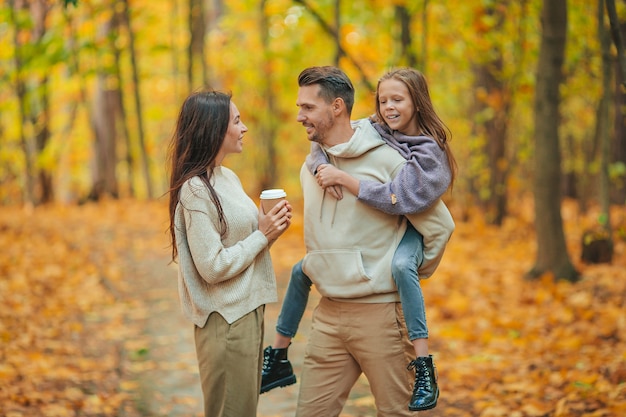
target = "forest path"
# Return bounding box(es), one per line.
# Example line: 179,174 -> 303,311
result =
126,230 -> 407,417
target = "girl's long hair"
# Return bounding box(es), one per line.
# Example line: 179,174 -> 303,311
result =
375,68 -> 457,188
166,90 -> 232,262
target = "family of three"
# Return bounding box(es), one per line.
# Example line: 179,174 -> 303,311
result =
167,65 -> 456,416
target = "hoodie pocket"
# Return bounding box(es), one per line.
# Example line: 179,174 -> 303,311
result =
302,250 -> 374,298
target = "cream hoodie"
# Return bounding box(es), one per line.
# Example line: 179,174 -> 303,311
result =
301,119 -> 454,302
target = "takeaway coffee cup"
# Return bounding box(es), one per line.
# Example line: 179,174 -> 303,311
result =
260,189 -> 287,214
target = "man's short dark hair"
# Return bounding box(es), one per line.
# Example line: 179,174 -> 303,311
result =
298,66 -> 355,116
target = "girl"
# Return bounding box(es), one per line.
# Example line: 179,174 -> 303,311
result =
167,90 -> 292,416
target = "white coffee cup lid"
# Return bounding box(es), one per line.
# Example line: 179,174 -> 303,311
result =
260,189 -> 287,199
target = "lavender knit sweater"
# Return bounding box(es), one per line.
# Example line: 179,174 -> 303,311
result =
306,120 -> 451,215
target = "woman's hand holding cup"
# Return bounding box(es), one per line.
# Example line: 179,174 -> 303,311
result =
258,189 -> 292,242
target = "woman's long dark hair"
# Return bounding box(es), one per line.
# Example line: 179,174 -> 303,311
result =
167,90 -> 232,262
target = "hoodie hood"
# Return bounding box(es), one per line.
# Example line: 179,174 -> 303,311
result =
324,119 -> 386,159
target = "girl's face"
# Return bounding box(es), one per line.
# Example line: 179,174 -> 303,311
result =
217,101 -> 248,163
377,78 -> 419,136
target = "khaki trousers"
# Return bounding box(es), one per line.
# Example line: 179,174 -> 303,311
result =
296,297 -> 415,417
194,306 -> 264,417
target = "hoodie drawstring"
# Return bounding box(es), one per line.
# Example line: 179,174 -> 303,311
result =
318,187 -> 339,227
319,152 -> 339,227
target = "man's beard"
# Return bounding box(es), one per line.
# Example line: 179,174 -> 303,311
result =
310,111 -> 335,144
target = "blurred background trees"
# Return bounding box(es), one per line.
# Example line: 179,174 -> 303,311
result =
1,0 -> 625,279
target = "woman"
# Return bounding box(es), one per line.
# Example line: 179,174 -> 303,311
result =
167,90 -> 292,416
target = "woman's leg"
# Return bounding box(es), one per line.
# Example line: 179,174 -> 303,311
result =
195,307 -> 264,416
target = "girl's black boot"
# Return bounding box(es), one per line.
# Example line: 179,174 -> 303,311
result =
407,355 -> 439,411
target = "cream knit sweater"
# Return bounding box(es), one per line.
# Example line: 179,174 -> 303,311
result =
174,167 -> 277,326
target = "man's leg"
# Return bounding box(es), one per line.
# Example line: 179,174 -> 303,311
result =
346,302 -> 415,416
296,298 -> 361,417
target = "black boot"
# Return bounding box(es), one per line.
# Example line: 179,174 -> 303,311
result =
407,355 -> 439,411
260,345 -> 296,394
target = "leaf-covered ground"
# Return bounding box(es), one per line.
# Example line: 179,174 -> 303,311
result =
0,199 -> 624,416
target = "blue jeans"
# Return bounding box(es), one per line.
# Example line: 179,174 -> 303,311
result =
276,223 -> 427,341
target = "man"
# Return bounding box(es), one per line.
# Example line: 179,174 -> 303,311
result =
292,66 -> 454,416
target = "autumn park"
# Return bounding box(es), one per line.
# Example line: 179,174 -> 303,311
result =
1,0 -> 626,416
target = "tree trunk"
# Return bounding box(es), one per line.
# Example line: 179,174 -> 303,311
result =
597,0 -> 614,239
188,0 -> 208,91
395,5 -> 417,68
61,5 -> 99,202
470,2 -> 511,226
333,0 -> 342,66
111,5 -> 134,197
35,76 -> 54,203
258,0 -> 278,190
31,0 -> 53,203
10,0 -> 36,206
611,17 -> 626,204
605,0 -> 626,85
90,81 -> 119,200
120,0 -> 153,198
527,0 -> 579,282
89,5 -> 120,201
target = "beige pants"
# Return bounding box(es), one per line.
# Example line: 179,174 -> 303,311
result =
194,306 -> 264,417
296,298 -> 415,417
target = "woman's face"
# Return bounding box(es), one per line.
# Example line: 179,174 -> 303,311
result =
377,78 -> 419,136
218,101 -> 248,160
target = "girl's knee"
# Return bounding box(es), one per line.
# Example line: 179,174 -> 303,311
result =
291,261 -> 303,276
392,257 -> 414,279
291,261 -> 312,286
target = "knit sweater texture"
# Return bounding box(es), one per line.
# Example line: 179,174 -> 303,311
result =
301,119 -> 454,302
306,119 -> 451,214
174,167 -> 277,326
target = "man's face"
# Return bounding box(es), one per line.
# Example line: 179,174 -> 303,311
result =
296,84 -> 335,144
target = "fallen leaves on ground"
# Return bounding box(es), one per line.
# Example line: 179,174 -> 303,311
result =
0,200 -> 165,416
0,198 -> 624,416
